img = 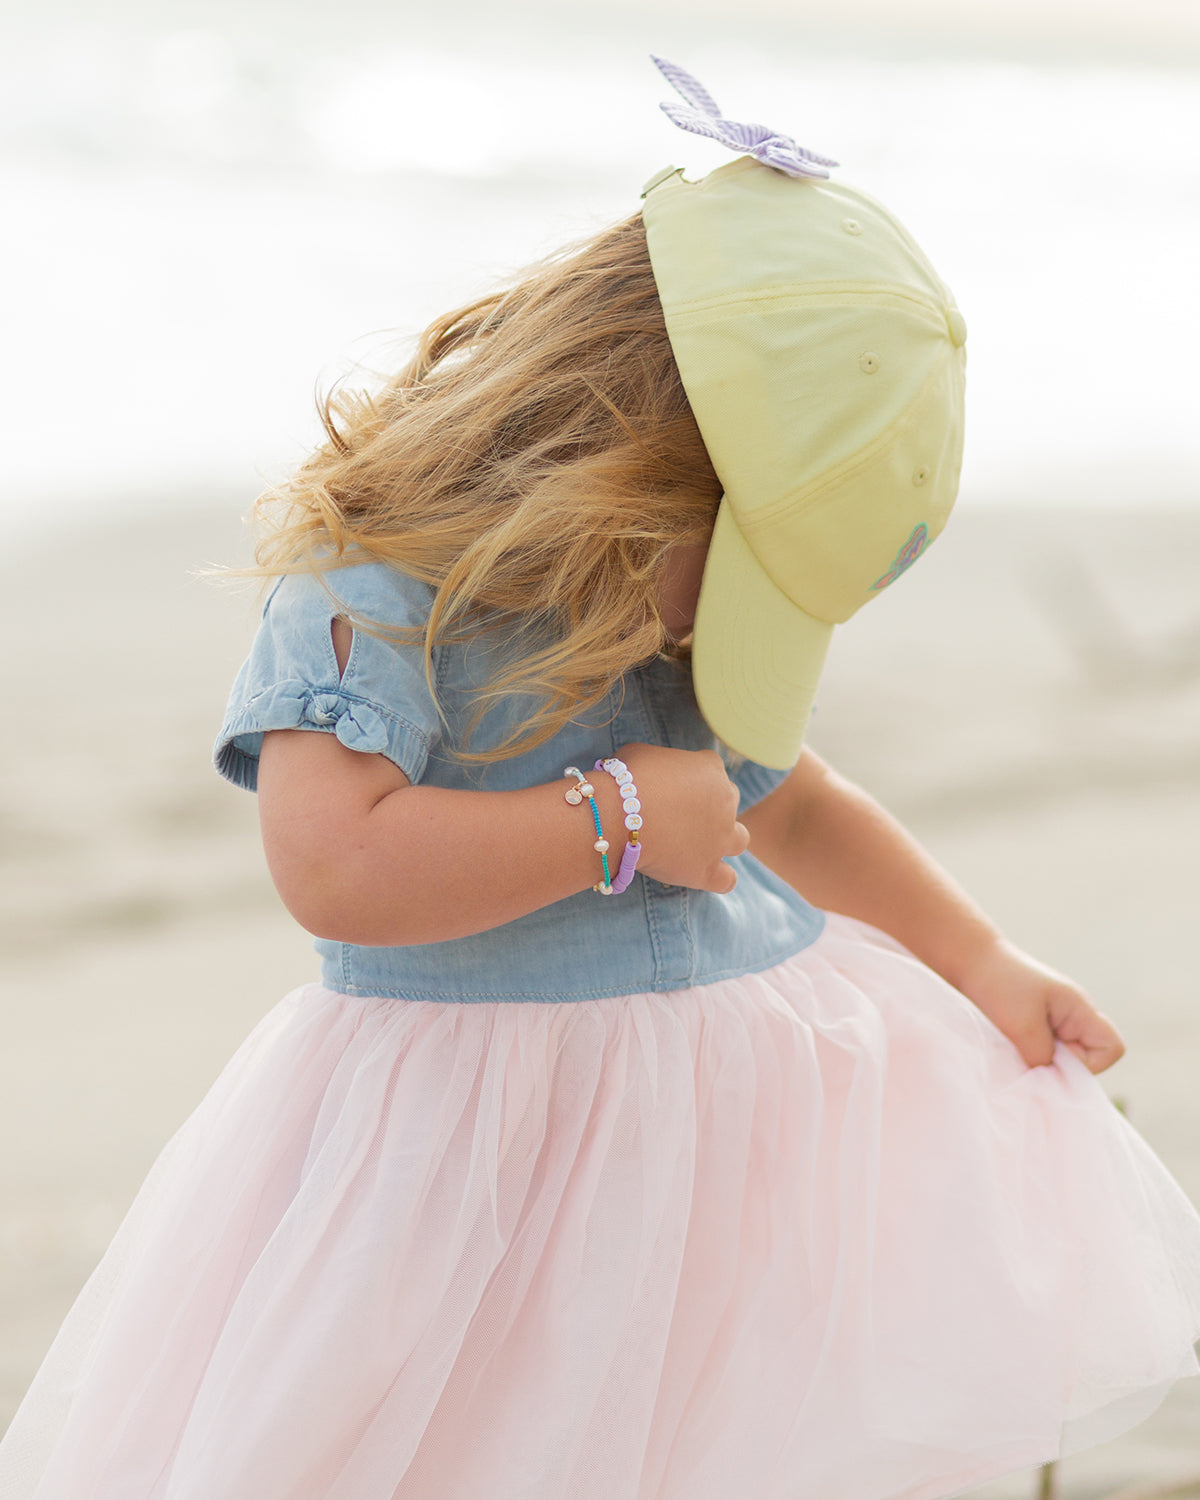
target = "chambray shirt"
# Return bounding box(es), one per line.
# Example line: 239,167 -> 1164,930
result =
214,562 -> 825,1001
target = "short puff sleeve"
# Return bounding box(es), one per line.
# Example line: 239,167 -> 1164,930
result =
214,562 -> 441,792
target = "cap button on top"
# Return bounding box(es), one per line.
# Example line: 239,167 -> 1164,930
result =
946,308 -> 968,348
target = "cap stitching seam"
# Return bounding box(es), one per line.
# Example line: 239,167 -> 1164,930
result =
666,284 -> 947,323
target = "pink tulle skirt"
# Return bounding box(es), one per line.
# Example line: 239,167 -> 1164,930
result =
2,914 -> 1199,1500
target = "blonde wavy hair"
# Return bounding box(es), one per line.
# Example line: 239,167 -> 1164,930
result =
251,212 -> 721,762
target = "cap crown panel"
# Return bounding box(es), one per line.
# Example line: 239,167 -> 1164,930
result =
644,161 -> 949,313
644,159 -> 966,625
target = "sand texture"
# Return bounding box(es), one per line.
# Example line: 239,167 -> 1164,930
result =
1,502 -> 1199,1496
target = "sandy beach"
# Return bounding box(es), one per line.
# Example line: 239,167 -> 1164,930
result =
2,499 -> 1199,1496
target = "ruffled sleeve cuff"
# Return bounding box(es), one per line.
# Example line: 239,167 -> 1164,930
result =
215,680 -> 434,792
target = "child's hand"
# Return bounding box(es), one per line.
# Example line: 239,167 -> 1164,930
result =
611,743 -> 750,895
956,938 -> 1126,1074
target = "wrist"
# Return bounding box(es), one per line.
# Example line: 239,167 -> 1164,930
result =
946,928 -> 1015,1001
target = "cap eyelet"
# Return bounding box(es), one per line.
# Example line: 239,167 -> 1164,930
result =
859,352 -> 880,374
912,464 -> 930,486
842,217 -> 863,235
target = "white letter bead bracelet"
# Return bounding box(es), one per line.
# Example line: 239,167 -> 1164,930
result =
562,759 -> 644,895
594,757 -> 644,893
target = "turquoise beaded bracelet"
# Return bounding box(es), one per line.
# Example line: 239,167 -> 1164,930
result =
563,766 -> 614,894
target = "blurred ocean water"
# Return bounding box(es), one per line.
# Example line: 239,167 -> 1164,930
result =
2,0 -> 1199,534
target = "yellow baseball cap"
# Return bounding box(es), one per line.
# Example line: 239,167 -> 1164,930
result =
642,155 -> 967,769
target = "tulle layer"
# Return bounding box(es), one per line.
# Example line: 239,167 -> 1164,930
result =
3,914 -> 1199,1500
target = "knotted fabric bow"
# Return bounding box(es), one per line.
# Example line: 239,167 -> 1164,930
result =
652,55 -> 838,180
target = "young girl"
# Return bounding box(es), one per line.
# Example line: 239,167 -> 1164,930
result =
4,62 -> 1200,1500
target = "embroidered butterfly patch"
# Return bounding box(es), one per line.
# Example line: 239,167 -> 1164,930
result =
871,524 -> 931,591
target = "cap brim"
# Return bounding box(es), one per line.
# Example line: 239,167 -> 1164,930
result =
691,500 -> 833,770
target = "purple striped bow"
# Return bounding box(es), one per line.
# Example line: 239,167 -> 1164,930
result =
652,55 -> 837,180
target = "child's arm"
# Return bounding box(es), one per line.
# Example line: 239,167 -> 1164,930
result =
742,749 -> 1126,1074
257,616 -> 749,945
256,731 -> 749,948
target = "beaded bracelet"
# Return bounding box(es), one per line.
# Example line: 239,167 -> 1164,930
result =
562,766 -> 614,894
593,757 -> 644,895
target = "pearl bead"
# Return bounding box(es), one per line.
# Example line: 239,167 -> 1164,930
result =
579,783 -> 594,797
593,839 -> 609,852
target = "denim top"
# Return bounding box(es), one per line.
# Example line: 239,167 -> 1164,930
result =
214,561 -> 825,1001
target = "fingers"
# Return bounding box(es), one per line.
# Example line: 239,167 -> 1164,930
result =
1048,987 -> 1127,1074
1096,1027 -> 1126,1071
707,821 -> 751,894
1065,1037 -> 1125,1074
1061,1016 -> 1126,1074
1016,1011 -> 1125,1074
1011,1019 -> 1057,1070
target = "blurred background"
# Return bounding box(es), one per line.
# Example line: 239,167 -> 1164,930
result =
1,1 -> 1198,1493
